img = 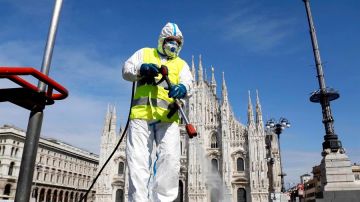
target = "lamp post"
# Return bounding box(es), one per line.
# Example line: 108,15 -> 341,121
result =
302,0 -> 342,155
266,117 -> 291,193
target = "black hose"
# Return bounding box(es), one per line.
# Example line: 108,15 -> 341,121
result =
79,82 -> 135,202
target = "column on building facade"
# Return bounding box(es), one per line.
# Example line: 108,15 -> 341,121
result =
36,187 -> 40,202
42,188 -> 47,202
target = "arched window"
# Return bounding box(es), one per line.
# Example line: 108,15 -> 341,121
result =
8,162 -> 15,175
59,191 -> 64,202
211,159 -> 218,172
118,162 -> 124,175
210,133 -> 217,148
11,147 -> 14,156
115,189 -> 124,202
39,189 -> 45,202
15,148 -> 19,157
4,184 -> 11,196
64,191 -> 69,202
237,188 -> 246,202
237,158 -> 244,171
46,189 -> 52,202
32,187 -> 38,199
70,192 -> 74,201
52,190 -> 58,202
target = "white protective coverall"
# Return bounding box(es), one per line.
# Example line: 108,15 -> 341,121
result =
122,23 -> 193,202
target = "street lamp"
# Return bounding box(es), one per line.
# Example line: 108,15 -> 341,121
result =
302,0 -> 342,154
266,117 -> 291,193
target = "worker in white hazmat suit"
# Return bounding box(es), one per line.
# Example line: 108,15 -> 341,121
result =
122,22 -> 193,201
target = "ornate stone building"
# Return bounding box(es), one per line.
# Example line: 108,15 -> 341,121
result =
96,55 -> 282,202
0,125 -> 98,202
95,106 -> 127,202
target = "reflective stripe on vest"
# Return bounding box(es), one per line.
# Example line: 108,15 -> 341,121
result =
132,97 -> 169,109
130,48 -> 185,123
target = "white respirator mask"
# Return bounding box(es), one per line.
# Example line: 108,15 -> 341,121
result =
163,40 -> 180,58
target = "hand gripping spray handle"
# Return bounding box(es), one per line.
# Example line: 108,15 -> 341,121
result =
159,65 -> 198,138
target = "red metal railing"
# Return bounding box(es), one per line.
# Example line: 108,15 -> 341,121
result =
0,67 -> 68,100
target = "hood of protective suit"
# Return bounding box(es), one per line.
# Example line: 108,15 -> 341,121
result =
157,22 -> 184,58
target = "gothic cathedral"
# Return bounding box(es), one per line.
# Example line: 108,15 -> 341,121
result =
96,55 -> 282,202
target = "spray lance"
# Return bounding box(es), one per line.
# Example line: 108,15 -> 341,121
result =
157,65 -> 197,138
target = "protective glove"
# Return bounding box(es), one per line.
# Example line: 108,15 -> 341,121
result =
140,63 -> 159,78
168,83 -> 187,99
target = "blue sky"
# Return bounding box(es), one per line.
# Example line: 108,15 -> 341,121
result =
0,0 -> 359,185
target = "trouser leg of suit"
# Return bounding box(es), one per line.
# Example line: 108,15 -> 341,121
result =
126,119 -> 155,202
150,121 -> 180,202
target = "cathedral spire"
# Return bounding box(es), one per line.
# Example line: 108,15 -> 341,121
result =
248,91 -> 255,125
103,104 -> 111,134
256,90 -> 263,129
222,72 -> 227,91
204,67 -> 208,83
110,105 -> 117,132
198,54 -> 203,82
191,55 -> 196,81
222,72 -> 228,103
107,103 -> 110,114
211,66 -> 217,95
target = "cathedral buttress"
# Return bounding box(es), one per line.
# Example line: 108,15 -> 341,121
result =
248,91 -> 269,201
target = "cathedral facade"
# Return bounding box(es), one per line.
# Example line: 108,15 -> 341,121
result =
96,56 -> 282,202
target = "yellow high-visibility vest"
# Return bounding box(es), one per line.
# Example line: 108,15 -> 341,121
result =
130,48 -> 185,123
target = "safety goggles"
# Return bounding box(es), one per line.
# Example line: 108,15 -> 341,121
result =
164,36 -> 182,46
